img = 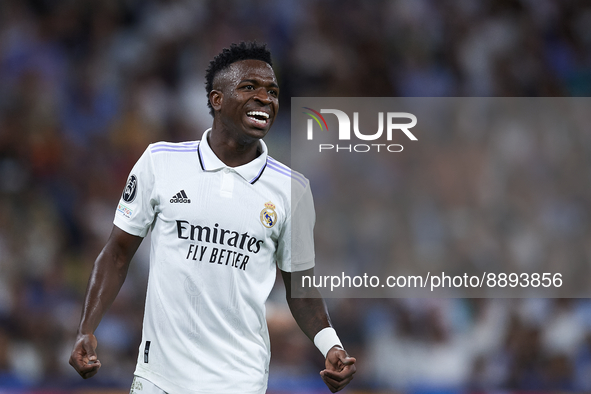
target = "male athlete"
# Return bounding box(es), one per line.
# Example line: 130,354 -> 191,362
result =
69,42 -> 356,393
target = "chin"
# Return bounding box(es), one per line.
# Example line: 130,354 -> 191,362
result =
236,128 -> 267,145
249,129 -> 270,140
246,123 -> 272,138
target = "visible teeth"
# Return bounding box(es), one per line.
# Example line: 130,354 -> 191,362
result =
250,117 -> 266,125
246,111 -> 269,119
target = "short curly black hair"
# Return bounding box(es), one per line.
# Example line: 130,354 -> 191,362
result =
205,41 -> 273,116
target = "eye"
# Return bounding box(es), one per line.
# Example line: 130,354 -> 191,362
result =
244,85 -> 255,90
268,89 -> 278,97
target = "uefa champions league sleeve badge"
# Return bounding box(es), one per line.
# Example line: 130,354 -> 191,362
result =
122,174 -> 138,203
260,201 -> 277,228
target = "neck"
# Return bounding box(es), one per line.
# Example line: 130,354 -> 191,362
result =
208,126 -> 261,167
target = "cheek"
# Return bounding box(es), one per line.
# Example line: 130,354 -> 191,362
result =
228,92 -> 247,106
222,95 -> 240,111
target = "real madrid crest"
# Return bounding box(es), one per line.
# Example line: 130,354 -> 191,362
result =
260,201 -> 277,228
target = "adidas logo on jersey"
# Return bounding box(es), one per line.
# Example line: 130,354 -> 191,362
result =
170,190 -> 191,203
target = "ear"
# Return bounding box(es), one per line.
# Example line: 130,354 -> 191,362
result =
209,90 -> 223,112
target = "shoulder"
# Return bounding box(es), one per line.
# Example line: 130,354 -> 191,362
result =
148,140 -> 200,155
138,141 -> 201,174
265,156 -> 310,197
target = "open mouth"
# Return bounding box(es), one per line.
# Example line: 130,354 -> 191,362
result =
246,111 -> 270,126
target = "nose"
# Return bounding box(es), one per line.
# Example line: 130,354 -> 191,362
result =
254,87 -> 273,104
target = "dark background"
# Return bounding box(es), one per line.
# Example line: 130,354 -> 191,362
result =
1,0 -> 590,392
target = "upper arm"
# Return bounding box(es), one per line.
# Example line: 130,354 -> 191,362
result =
276,182 -> 316,272
113,147 -> 158,238
100,225 -> 144,269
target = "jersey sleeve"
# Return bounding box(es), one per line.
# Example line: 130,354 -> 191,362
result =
276,181 -> 316,272
113,147 -> 158,237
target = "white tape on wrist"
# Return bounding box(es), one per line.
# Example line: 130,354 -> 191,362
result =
314,327 -> 343,358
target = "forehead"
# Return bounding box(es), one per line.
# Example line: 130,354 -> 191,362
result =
216,59 -> 277,87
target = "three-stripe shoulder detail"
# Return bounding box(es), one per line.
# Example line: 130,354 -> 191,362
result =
150,141 -> 200,154
266,157 -> 308,188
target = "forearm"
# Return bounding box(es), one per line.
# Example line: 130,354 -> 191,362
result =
78,249 -> 129,334
281,269 -> 332,341
286,288 -> 331,341
77,227 -> 141,335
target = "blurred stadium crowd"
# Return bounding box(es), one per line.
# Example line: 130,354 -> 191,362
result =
1,0 -> 591,392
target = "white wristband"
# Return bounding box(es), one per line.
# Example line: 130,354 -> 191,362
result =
314,327 -> 343,358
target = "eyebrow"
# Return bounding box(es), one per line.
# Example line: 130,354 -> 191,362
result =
240,79 -> 279,89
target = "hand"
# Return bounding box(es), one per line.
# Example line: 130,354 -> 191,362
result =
69,333 -> 101,379
320,346 -> 356,392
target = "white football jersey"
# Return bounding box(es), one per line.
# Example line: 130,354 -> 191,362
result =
113,129 -> 315,394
